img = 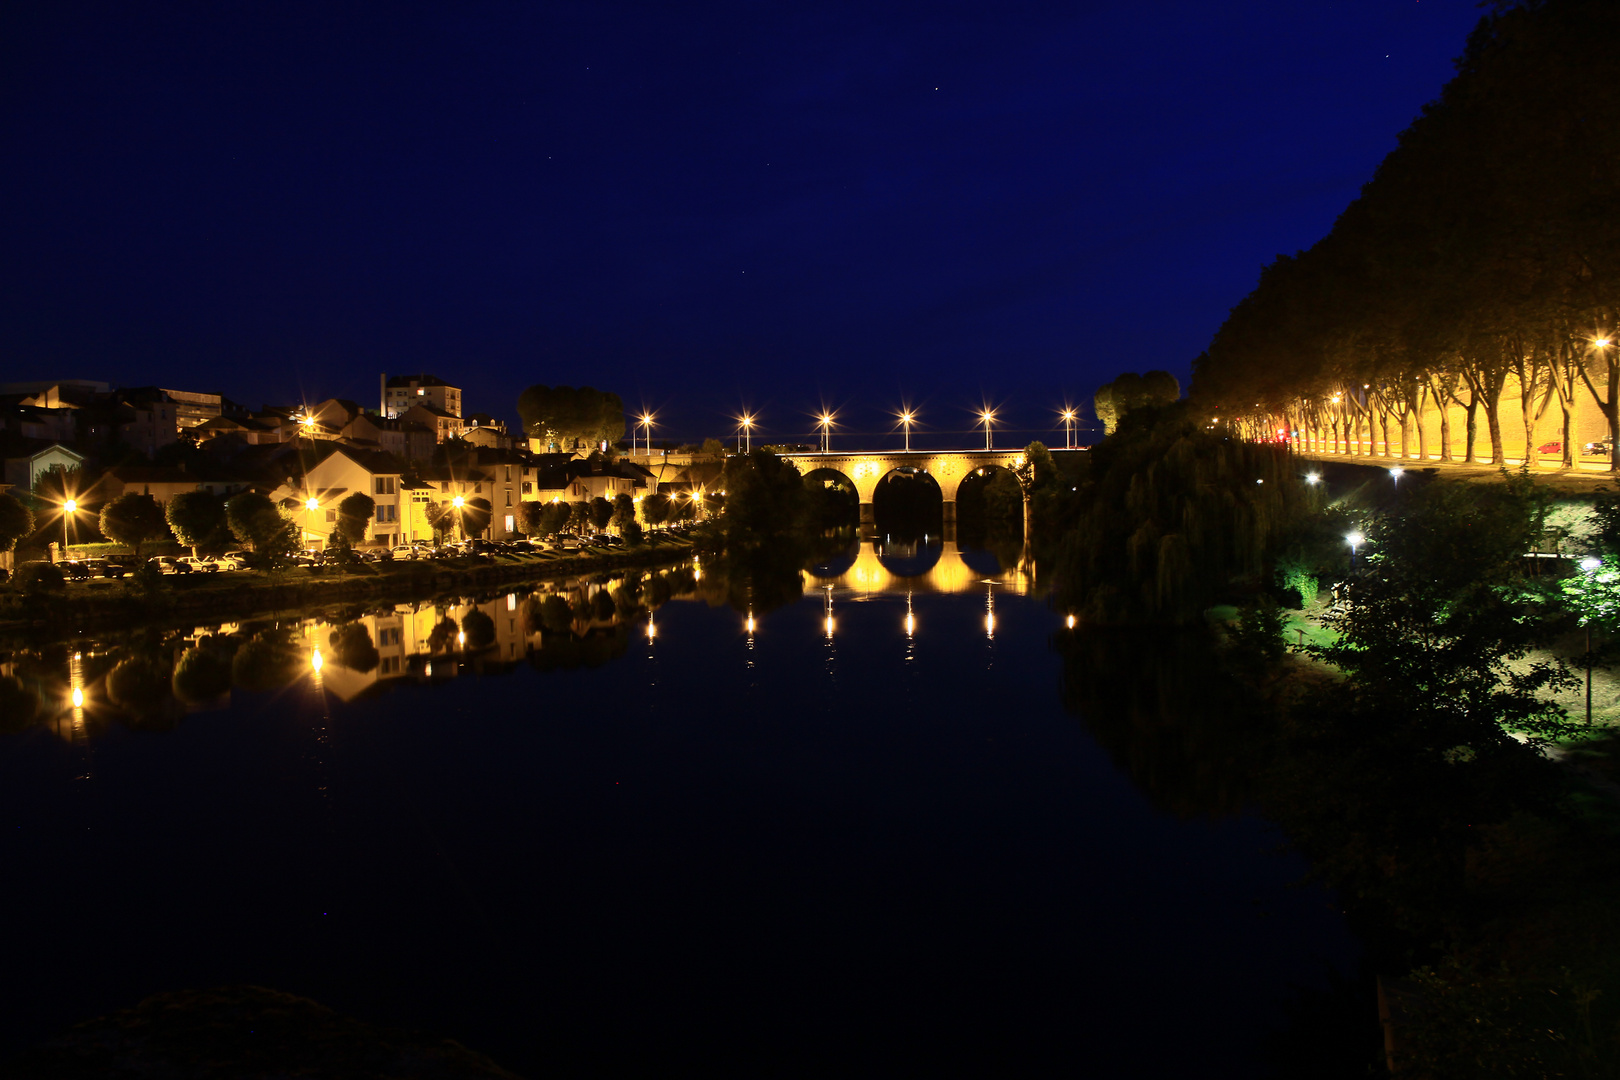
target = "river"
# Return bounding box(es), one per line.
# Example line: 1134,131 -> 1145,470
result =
0,540 -> 1358,1076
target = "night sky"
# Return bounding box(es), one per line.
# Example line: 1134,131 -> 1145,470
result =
2,1 -> 1482,448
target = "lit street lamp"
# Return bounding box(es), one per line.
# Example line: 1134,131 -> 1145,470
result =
898,410 -> 915,452
738,413 -> 754,454
1581,556 -> 1603,723
980,409 -> 995,450
1390,466 -> 1404,485
638,413 -> 654,455
305,496 -> 319,550
817,412 -> 835,453
1345,531 -> 1364,571
1060,409 -> 1076,449
452,494 -> 465,542
61,498 -> 78,558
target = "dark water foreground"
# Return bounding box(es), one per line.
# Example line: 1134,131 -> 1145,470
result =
0,547 -> 1357,1076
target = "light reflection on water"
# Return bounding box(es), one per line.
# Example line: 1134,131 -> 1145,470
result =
1,542 -> 1033,733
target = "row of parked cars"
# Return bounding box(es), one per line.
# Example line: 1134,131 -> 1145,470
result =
21,528 -> 666,583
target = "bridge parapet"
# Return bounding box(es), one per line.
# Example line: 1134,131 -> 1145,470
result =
781,448 -> 1036,504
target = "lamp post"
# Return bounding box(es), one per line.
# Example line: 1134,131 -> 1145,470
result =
899,410 -> 914,452
305,496 -> 319,551
738,414 -> 754,454
1581,556 -> 1602,723
61,498 -> 77,559
1060,409 -> 1076,450
452,494 -> 465,543
818,412 -> 834,453
1345,531 -> 1364,572
981,409 -> 995,450
639,413 -> 654,455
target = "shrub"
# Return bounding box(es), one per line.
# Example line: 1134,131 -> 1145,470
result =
15,561 -> 66,593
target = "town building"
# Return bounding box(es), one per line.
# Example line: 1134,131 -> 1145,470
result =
383,374 -> 461,420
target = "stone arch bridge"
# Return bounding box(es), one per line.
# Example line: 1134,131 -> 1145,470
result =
779,448 -> 1066,526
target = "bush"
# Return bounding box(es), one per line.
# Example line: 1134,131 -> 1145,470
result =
15,562 -> 66,594
1274,555 -> 1319,609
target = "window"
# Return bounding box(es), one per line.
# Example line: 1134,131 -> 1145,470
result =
374,476 -> 396,495
505,465 -> 512,481
441,481 -> 450,493
505,491 -> 512,507
325,509 -> 337,522
522,481 -> 533,495
417,388 -> 425,396
504,514 -> 515,534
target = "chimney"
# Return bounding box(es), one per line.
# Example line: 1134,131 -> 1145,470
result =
380,373 -> 387,418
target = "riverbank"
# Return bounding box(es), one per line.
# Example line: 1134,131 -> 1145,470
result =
0,536 -> 695,644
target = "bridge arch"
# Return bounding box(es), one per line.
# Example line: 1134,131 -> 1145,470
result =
781,448 -> 1047,532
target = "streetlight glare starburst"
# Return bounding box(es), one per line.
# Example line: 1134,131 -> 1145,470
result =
1305,472 -> 1321,485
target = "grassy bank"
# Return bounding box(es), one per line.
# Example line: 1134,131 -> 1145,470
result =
0,536 -> 695,644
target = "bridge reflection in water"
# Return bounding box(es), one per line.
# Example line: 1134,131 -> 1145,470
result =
803,539 -> 1032,597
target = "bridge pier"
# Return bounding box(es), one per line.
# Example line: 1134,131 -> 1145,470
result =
942,500 -> 956,526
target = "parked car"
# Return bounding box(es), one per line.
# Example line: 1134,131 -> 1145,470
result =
391,544 -> 419,561
1586,439 -> 1614,457
362,547 -> 394,563
97,558 -> 134,579
558,537 -> 582,552
215,551 -> 250,570
1537,440 -> 1563,455
177,555 -> 218,573
148,556 -> 194,575
59,560 -> 95,581
467,538 -> 501,554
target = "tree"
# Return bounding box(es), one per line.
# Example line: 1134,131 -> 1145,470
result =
336,492 -> 375,545
590,496 -> 613,532
0,492 -> 34,554
519,501 -> 546,536
568,501 -> 590,535
641,493 -> 670,527
225,492 -> 300,566
1293,477 -> 1577,924
1094,371 -> 1180,435
719,449 -> 810,551
516,385 -> 625,453
165,491 -> 226,557
424,501 -> 458,543
459,496 -> 492,539
540,502 -> 572,537
99,493 -> 171,561
700,437 -> 727,458
610,493 -> 635,531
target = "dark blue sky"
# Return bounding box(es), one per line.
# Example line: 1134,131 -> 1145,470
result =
1,1 -> 1482,448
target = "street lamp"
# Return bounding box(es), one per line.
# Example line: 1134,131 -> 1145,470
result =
1305,472 -> 1321,485
61,498 -> 78,558
738,413 -> 754,454
1389,466 -> 1404,484
452,494 -> 465,542
305,496 -> 319,550
1345,531 -> 1364,570
898,410 -> 914,452
1060,409 -> 1076,449
638,413 -> 654,455
1581,556 -> 1603,723
817,412 -> 835,453
980,409 -> 995,450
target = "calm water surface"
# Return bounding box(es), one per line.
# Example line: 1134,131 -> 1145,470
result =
0,543 -> 1355,1076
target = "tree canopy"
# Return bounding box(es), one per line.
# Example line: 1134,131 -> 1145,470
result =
516,385 -> 625,453
100,493 -> 171,560
1191,0 -> 1620,468
0,492 -> 35,553
1093,371 -> 1180,435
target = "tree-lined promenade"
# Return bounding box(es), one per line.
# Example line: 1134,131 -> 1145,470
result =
1190,0 -> 1620,473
